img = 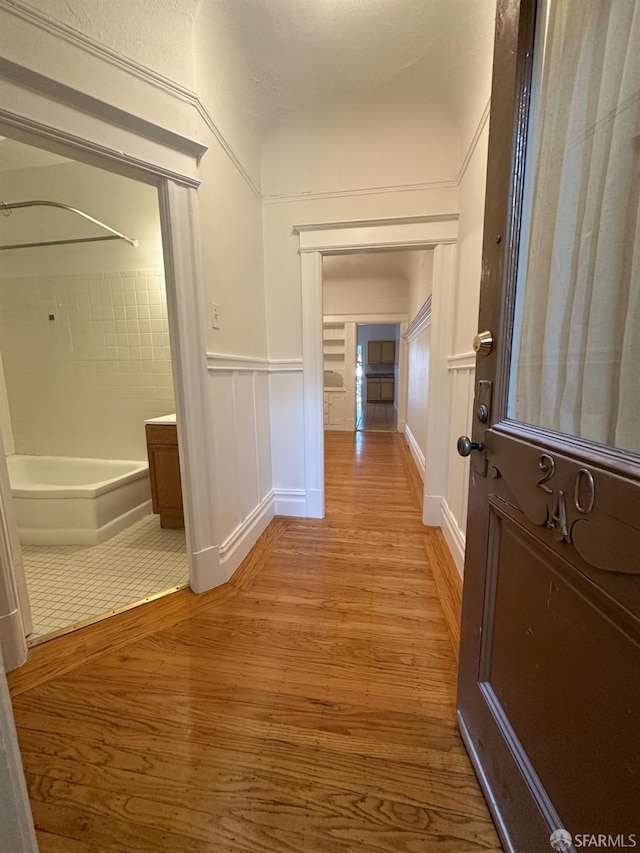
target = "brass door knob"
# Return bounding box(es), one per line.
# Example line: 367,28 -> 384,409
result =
473,331 -> 494,356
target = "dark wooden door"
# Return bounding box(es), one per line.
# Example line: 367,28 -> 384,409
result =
458,2 -> 640,851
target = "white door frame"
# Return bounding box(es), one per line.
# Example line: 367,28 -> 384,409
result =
0,63 -> 224,644
295,215 -> 459,520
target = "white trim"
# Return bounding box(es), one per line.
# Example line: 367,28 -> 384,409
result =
269,358 -> 304,372
263,179 -> 458,205
324,313 -> 408,324
440,498 -> 466,578
423,494 -> 443,526
456,98 -> 491,185
404,296 -> 432,342
294,214 -> 460,233
205,353 -> 304,373
301,252 -> 325,519
0,105 -> 202,189
207,352 -> 270,371
218,491 -> 275,575
0,57 -> 206,161
159,182 -> 219,593
404,425 -> 426,481
273,488 -> 307,515
447,351 -> 477,370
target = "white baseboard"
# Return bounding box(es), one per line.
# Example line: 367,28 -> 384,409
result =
273,488 -> 307,516
0,609 -> 27,671
189,491 -> 276,593
397,417 -> 406,432
304,488 -> 324,519
423,494 -> 443,526
189,544 -> 222,593
219,492 -> 276,581
404,425 -> 425,480
440,499 -> 465,578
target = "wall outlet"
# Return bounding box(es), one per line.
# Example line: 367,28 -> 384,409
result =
210,302 -> 220,330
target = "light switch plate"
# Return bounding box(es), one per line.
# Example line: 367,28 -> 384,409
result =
210,302 -> 220,330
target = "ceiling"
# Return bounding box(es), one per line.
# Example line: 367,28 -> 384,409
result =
215,0 -> 496,137
31,0 -> 496,146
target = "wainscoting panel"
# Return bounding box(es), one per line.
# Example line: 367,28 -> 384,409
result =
205,358 -> 276,580
268,369 -> 306,512
443,353 -> 476,573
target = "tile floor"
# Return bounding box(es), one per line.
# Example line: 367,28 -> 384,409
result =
356,401 -> 398,431
23,514 -> 189,643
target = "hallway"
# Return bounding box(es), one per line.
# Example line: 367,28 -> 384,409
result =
8,432 -> 502,852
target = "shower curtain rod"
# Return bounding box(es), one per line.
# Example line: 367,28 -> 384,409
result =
0,200 -> 139,250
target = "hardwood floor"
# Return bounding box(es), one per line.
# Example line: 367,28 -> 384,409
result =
9,431 -> 501,852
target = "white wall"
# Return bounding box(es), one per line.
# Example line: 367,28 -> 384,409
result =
405,251 -> 433,480
262,98 -> 459,198
0,270 -> 174,460
408,251 -> 434,319
0,162 -> 164,277
323,277 -> 408,316
0,159 -> 174,461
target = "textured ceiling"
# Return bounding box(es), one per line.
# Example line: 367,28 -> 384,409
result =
216,0 -> 496,139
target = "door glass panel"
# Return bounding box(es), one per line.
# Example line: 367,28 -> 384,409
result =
508,0 -> 640,454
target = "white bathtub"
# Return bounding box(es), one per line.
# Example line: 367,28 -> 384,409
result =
6,455 -> 152,546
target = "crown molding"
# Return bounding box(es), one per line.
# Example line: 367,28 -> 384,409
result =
0,1 -> 490,206
456,98 -> 491,185
403,295 -> 432,342
263,178 -> 457,205
0,0 -> 262,200
294,213 -> 459,233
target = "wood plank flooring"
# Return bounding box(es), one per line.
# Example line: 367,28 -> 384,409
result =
9,431 -> 501,852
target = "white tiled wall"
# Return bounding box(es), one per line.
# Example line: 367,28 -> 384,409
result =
0,270 -> 175,461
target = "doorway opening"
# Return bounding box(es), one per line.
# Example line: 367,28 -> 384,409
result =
356,323 -> 400,432
0,136 -> 188,644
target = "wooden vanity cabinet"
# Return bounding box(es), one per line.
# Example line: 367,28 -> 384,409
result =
145,423 -> 184,529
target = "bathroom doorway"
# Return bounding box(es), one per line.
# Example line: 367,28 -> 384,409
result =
0,137 -> 189,644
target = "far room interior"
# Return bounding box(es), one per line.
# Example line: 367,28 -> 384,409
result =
322,248 -> 432,460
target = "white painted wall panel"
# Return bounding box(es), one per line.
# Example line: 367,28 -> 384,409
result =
232,372 -> 260,522
208,372 -> 241,543
268,371 -> 305,493
254,372 -> 273,501
406,327 -> 430,467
